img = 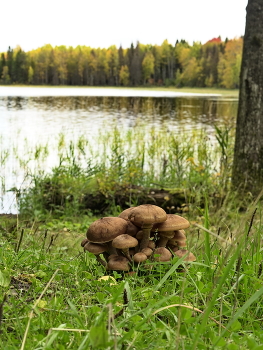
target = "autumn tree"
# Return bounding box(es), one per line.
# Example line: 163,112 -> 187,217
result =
218,38 -> 243,88
232,0 -> 263,194
1,66 -> 10,84
142,51 -> 155,83
119,65 -> 130,86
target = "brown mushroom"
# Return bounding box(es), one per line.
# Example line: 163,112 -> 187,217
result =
112,234 -> 138,262
177,240 -> 187,248
141,247 -> 153,257
125,221 -> 140,237
153,247 -> 172,262
148,240 -> 156,249
86,217 -> 128,255
174,249 -> 196,262
154,214 -> 190,247
167,230 -> 187,248
81,238 -> 89,247
133,252 -> 148,263
136,230 -> 144,240
128,204 -> 167,250
118,207 -> 136,221
83,242 -> 107,266
106,256 -> 130,271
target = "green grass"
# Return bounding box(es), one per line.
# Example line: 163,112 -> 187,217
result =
1,197 -> 263,349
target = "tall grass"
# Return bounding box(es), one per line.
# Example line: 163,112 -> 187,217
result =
0,123 -> 234,218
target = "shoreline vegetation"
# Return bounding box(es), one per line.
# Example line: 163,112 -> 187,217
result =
2,125 -> 235,220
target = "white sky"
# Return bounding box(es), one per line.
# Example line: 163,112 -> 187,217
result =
1,0 -> 248,52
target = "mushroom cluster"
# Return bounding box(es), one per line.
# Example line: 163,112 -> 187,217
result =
81,204 -> 196,272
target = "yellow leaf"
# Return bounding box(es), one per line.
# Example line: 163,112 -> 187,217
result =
98,276 -> 117,285
186,157 -> 196,166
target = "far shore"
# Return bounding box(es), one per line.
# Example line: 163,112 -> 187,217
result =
0,85 -> 239,97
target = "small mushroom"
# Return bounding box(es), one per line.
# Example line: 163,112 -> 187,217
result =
153,247 -> 172,262
133,252 -> 148,263
168,230 -> 187,248
108,254 -> 119,260
154,214 -> 190,248
174,249 -> 196,262
128,204 -> 167,250
141,247 -> 153,257
84,242 -> 107,266
148,240 -> 156,249
177,240 -> 187,248
106,255 -> 130,271
112,234 -> 138,262
81,238 -> 89,247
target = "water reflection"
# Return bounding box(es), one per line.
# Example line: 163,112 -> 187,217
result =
1,95 -> 238,129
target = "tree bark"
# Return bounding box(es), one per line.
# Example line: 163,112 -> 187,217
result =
232,0 -> 263,194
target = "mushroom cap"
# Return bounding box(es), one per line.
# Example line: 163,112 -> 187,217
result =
106,256 -> 130,271
168,230 -> 187,245
125,221 -> 140,237
84,242 -> 107,254
112,234 -> 138,249
118,207 -> 136,221
133,252 -> 148,263
174,249 -> 196,262
171,246 -> 179,252
108,254 -> 119,260
157,231 -> 175,239
81,238 -> 89,247
154,214 -> 190,231
148,241 -> 156,249
128,204 -> 167,227
86,217 -> 128,243
177,240 -> 187,247
136,230 -> 144,240
153,247 -> 172,262
141,247 -> 153,257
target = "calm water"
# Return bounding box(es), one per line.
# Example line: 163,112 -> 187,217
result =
0,87 -> 238,213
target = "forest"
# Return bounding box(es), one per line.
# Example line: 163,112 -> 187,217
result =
0,37 -> 242,88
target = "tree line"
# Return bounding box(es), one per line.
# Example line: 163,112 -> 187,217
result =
0,37 -> 242,88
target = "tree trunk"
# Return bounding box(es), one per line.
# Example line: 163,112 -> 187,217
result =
232,0 -> 263,194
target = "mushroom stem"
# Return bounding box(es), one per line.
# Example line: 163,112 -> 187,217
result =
156,231 -> 175,247
106,241 -> 118,255
140,224 -> 152,250
122,248 -> 133,262
157,236 -> 169,247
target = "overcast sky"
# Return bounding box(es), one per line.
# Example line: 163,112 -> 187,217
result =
0,0 -> 248,52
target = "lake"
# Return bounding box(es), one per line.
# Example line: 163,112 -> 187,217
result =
0,87 -> 238,213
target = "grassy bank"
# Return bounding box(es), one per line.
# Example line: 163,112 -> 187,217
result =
1,198 -> 263,349
1,125 -> 263,349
